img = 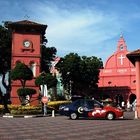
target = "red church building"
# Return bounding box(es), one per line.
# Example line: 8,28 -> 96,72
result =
98,35 -> 136,105
8,20 -> 47,105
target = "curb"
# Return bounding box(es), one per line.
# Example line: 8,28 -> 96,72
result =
1,113 -> 60,118
1,114 -> 50,118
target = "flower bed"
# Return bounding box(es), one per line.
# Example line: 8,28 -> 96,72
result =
0,100 -> 71,115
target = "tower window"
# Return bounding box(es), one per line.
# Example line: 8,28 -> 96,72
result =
120,45 -> 124,50
29,61 -> 36,77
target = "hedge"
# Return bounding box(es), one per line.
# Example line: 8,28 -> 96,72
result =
0,100 -> 72,115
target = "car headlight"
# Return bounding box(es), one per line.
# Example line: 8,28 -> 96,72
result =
59,106 -> 65,110
64,107 -> 69,111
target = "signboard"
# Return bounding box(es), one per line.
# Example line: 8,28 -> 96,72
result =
41,96 -> 48,104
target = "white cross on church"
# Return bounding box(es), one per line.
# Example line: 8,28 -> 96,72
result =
118,54 -> 125,65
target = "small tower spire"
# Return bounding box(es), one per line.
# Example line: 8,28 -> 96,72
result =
117,33 -> 127,52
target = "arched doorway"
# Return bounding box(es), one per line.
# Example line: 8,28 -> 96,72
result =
129,93 -> 136,104
115,94 -> 124,107
103,95 -> 111,100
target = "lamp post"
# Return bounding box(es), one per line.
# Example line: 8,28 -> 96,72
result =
69,80 -> 72,97
41,72 -> 47,116
67,72 -> 72,99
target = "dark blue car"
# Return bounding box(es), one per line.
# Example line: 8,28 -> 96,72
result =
59,99 -> 123,120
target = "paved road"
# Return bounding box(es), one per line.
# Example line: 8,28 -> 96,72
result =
0,112 -> 139,140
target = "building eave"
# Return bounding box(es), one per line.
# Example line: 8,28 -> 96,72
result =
126,49 -> 140,66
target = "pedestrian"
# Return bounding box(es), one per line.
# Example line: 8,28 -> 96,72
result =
132,99 -> 136,111
0,72 -> 10,113
127,100 -> 131,111
121,101 -> 125,110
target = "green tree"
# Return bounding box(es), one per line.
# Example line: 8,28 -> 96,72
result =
56,53 -> 81,95
41,46 -> 57,73
35,72 -> 57,88
11,62 -> 36,105
56,53 -> 103,97
11,62 -> 33,88
78,56 -> 103,95
0,24 -> 12,73
0,24 -> 11,112
35,72 -> 57,100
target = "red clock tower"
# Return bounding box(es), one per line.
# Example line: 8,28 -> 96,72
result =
8,20 -> 47,105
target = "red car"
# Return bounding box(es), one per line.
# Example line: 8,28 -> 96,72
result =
59,99 -> 123,120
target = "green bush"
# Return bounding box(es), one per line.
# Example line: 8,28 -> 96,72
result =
17,88 -> 36,96
0,100 -> 72,115
9,105 -> 42,115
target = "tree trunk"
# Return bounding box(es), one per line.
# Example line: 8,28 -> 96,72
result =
1,94 -> 10,113
52,87 -> 57,100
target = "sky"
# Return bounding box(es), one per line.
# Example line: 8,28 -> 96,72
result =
0,0 -> 140,63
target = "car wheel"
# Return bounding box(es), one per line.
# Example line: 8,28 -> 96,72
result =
70,112 -> 78,120
106,112 -> 115,120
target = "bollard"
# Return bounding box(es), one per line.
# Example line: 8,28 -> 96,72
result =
134,110 -> 138,119
52,110 -> 55,117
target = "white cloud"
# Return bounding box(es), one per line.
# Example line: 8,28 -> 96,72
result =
39,6 -> 123,60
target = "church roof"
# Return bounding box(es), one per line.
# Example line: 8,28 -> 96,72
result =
126,49 -> 140,65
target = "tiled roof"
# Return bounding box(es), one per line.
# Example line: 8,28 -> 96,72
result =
12,20 -> 40,25
127,49 -> 140,55
8,20 -> 47,28
126,49 -> 140,65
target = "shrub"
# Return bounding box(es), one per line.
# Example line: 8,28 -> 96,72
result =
17,88 -> 36,105
17,88 -> 36,97
0,100 -> 72,115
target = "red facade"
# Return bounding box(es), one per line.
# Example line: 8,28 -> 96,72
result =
127,49 -> 140,118
98,36 -> 136,103
8,20 -> 47,105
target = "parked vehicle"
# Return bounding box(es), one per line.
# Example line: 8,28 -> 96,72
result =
59,99 -> 123,120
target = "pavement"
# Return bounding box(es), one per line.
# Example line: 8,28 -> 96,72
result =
0,111 -> 139,140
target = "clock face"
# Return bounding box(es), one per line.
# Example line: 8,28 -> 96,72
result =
23,40 -> 31,48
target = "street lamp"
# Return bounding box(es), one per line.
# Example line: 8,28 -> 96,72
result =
41,72 -> 47,116
66,72 -> 72,99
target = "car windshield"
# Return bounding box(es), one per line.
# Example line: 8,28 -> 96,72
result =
94,100 -> 103,107
73,99 -> 84,107
94,99 -> 104,107
72,99 -> 104,108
